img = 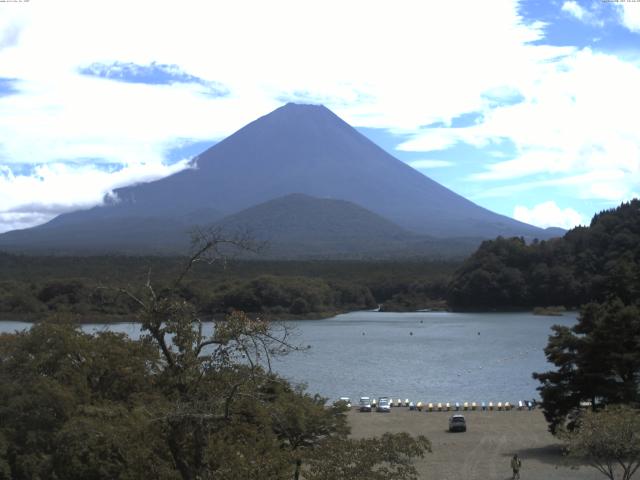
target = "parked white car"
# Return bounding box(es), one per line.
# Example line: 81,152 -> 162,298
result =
359,396 -> 372,412
377,397 -> 391,412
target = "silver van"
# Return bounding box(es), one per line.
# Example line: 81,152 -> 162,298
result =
377,397 -> 391,412
359,396 -> 372,412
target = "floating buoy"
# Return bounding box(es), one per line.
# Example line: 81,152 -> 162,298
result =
409,331 -> 413,336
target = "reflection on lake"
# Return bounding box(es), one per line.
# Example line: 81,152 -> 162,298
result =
1,310 -> 576,403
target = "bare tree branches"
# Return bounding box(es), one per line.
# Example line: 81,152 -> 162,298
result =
173,226 -> 266,289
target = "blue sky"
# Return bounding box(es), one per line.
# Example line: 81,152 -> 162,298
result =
0,0 -> 639,233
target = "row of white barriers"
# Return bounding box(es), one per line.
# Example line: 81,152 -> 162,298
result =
369,399 -> 536,411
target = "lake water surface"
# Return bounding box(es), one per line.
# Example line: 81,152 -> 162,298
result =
1,310 -> 576,404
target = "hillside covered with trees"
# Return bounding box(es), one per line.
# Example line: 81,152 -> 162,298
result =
448,200 -> 640,310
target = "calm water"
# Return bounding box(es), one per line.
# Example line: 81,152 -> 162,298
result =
1,310 -> 576,404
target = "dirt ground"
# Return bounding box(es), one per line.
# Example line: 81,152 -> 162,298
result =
347,408 -> 603,480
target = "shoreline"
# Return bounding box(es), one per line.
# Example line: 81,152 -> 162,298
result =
0,306 -> 574,324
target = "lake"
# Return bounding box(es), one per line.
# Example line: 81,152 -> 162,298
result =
1,310 -> 576,404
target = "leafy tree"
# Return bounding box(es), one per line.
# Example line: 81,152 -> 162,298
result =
268,385 -> 349,480
52,405 -> 175,480
304,432 -> 431,480
533,299 -> 640,433
562,405 -> 640,480
0,323 -> 164,479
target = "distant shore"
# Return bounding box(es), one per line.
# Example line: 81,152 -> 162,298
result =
0,310 -> 343,324
0,305 -> 573,325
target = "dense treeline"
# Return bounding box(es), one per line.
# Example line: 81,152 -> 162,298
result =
0,255 -> 457,321
448,200 -> 640,310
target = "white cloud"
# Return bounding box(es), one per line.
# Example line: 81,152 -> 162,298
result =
561,1 -> 605,27
0,160 -> 191,233
562,1 -> 587,21
618,4 -> 640,32
0,0 -> 558,141
408,159 -> 454,169
402,48 -> 640,204
398,126 -> 492,152
513,201 -> 584,229
471,170 -> 636,204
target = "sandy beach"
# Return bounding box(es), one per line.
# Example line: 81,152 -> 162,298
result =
348,408 -> 602,480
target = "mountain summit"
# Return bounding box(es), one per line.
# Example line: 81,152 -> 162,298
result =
0,103 -> 556,255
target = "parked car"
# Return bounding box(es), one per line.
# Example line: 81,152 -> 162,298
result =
448,414 -> 467,432
337,397 -> 352,408
359,396 -> 372,412
377,397 -> 391,412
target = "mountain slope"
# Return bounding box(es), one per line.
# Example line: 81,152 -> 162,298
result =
109,103 -> 548,238
0,215 -> 216,254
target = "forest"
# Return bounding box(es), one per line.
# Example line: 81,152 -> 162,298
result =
448,200 -> 640,310
0,254 -> 456,322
